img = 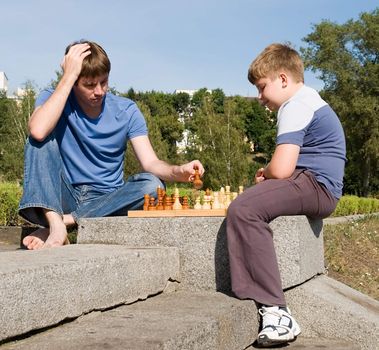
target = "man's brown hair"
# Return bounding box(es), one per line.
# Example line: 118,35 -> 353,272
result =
65,39 -> 111,79
248,43 -> 304,84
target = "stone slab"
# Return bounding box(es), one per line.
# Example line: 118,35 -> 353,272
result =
0,244 -> 179,342
0,291 -> 258,350
78,215 -> 324,292
286,275 -> 379,350
0,289 -> 361,350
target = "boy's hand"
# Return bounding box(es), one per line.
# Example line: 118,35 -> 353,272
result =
60,43 -> 91,82
255,167 -> 266,184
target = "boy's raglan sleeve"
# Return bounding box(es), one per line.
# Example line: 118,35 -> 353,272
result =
276,101 -> 313,146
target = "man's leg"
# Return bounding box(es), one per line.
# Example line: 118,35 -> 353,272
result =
19,136 -> 77,249
227,170 -> 337,306
72,172 -> 164,221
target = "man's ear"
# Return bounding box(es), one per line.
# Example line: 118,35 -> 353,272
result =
279,72 -> 288,88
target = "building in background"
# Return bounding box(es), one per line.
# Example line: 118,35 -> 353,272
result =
0,72 -> 9,93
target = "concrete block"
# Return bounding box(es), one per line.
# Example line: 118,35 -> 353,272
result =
78,215 -> 324,292
0,244 -> 179,342
0,291 -> 258,350
285,275 -> 379,350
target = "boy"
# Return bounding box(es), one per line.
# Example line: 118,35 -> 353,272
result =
19,40 -> 204,250
226,43 -> 346,347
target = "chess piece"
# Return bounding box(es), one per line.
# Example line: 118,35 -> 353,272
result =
239,185 -> 244,194
193,166 -> 203,190
225,185 -> 231,209
164,195 -> 172,210
232,192 -> 238,200
202,188 -> 212,210
148,197 -> 157,210
143,194 -> 150,211
194,196 -> 202,209
172,188 -> 182,210
157,190 -> 164,210
182,196 -> 189,209
211,191 -> 221,209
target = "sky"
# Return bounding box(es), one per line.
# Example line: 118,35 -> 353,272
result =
1,0 -> 377,97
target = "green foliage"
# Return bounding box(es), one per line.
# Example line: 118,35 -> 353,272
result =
0,182 -> 23,226
333,195 -> 379,216
0,84 -> 34,182
301,8 -> 379,196
185,97 -> 252,189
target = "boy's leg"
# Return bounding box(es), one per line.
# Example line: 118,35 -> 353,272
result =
71,172 -> 164,221
227,170 -> 337,306
18,136 -> 77,249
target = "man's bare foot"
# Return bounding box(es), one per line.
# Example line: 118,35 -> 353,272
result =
23,228 -> 50,250
42,220 -> 69,249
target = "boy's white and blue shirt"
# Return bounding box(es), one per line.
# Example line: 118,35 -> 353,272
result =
277,85 -> 346,199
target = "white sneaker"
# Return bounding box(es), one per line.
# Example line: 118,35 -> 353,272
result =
257,306 -> 301,347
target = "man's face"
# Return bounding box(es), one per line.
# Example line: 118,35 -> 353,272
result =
73,74 -> 109,112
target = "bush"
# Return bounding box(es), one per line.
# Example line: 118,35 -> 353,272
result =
333,195 -> 379,217
0,182 -> 23,226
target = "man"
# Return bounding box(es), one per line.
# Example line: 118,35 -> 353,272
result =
19,40 -> 204,250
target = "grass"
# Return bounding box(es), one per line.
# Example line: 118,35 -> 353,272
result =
324,215 -> 379,300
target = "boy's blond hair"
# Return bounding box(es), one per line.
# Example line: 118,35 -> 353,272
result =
65,39 -> 111,79
248,43 -> 304,84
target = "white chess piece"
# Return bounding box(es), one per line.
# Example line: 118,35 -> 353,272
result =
225,186 -> 231,209
194,196 -> 202,209
212,191 -> 221,209
172,188 -> 182,210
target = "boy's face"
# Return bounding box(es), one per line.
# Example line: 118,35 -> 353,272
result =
73,74 -> 109,112
255,75 -> 288,111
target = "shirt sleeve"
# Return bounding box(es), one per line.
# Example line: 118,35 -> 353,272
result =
277,100 -> 313,146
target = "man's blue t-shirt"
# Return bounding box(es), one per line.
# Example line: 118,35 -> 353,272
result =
276,85 -> 346,199
35,89 -> 148,191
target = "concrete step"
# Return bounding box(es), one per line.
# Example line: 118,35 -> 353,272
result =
0,291 -> 360,350
0,244 -> 179,342
78,215 -> 325,292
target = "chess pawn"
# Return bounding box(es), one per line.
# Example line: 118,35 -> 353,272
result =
148,197 -> 157,210
172,188 -> 182,210
239,185 -> 244,194
194,196 -> 202,209
193,167 -> 203,190
232,192 -> 238,200
202,189 -> 212,210
211,191 -> 221,209
219,187 -> 225,208
164,195 -> 172,210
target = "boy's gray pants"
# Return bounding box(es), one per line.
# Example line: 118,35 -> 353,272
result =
226,170 -> 337,306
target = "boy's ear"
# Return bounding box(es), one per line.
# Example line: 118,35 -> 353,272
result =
279,72 -> 288,88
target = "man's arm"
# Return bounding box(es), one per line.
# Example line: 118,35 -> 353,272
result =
28,43 -> 91,141
130,135 -> 204,182
257,144 -> 300,182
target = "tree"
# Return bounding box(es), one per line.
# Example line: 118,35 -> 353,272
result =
301,8 -> 379,195
123,101 -> 169,178
185,95 -> 251,189
0,83 -> 35,181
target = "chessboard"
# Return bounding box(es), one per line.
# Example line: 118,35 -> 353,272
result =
128,184 -> 244,218
128,208 -> 226,217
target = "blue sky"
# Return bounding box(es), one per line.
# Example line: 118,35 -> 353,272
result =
1,0 -> 377,96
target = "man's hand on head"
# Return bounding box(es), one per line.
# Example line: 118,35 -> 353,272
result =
60,43 -> 91,82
